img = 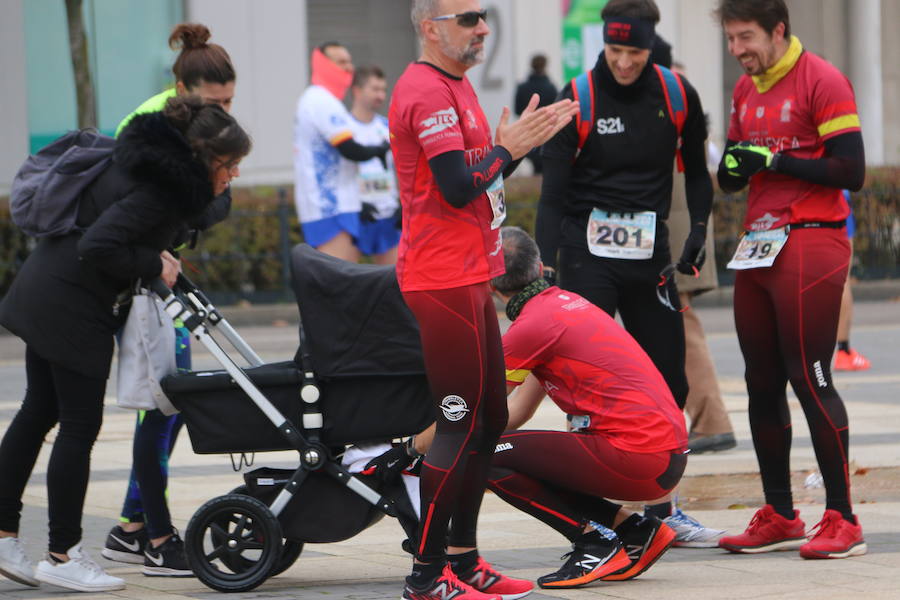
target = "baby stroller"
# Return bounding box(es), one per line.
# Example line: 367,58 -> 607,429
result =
156,244 -> 434,592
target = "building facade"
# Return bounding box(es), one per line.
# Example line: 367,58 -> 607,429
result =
1,0 -> 897,194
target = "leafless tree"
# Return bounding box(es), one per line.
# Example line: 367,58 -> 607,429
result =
65,0 -> 97,128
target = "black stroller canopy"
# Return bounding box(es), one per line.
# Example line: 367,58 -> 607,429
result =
290,244 -> 425,378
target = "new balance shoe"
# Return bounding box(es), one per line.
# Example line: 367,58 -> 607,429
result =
142,532 -> 193,577
601,515 -> 675,581
664,508 -> 726,548
101,524 -> 148,564
834,348 -> 870,371
799,510 -> 867,559
0,537 -> 39,587
718,505 -> 806,553
34,544 -> 125,592
455,556 -> 533,600
537,527 -> 630,589
402,564 -> 500,600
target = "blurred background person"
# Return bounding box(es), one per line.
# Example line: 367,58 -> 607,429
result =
349,64 -> 400,265
666,58 -> 736,455
514,53 -> 558,174
293,41 -> 390,263
834,190 -> 870,371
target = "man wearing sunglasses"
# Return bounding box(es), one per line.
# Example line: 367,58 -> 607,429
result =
389,2 -> 578,599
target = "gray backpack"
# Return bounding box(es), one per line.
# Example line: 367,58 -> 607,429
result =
10,129 -> 115,238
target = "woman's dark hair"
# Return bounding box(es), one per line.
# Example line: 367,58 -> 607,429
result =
163,95 -> 251,168
601,0 -> 661,24
169,23 -> 236,89
715,0 -> 791,37
530,54 -> 548,75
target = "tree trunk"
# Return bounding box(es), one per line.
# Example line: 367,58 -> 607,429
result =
64,0 -> 97,129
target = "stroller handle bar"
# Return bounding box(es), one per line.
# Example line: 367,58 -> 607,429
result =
150,278 -> 302,442
169,274 -> 265,367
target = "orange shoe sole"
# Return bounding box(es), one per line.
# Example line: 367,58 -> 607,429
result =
538,548 -> 631,588
600,523 -> 676,581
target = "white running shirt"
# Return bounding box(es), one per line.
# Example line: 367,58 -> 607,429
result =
293,85 -> 358,223
350,114 -> 398,220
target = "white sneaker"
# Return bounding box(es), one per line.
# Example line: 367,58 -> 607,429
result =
664,508 -> 726,548
34,543 -> 125,592
0,537 -> 39,587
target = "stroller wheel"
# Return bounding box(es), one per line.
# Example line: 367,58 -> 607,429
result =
229,485 -> 305,577
185,493 -> 283,592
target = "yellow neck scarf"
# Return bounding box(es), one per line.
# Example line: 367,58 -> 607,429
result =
752,35 -> 803,93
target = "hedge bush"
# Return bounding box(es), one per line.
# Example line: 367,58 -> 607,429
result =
1,168 -> 897,301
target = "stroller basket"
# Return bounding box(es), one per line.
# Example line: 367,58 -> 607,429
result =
163,361 -> 433,454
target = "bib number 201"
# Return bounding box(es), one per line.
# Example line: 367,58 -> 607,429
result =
587,209 -> 656,259
592,224 -> 643,248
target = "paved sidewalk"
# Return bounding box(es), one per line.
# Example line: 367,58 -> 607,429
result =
1,301 -> 898,599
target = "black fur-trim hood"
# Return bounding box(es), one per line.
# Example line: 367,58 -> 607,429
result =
114,111 -> 213,217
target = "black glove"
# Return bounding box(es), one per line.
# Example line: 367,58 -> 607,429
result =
360,202 -> 378,224
376,141 -> 391,171
723,141 -> 774,179
677,223 -> 707,275
363,437 -> 421,482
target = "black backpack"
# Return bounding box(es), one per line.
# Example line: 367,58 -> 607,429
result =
10,129 -> 115,238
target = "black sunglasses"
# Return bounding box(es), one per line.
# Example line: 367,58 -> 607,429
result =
431,9 -> 488,28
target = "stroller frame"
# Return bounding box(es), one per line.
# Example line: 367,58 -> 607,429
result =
151,274 -> 403,592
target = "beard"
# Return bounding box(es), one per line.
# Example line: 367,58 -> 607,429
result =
438,29 -> 486,66
740,46 -> 776,76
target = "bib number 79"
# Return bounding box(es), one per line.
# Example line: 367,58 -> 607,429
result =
745,241 -> 773,259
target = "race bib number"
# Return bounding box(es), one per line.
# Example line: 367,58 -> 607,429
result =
727,227 -> 788,270
358,172 -> 393,200
586,209 -> 656,259
487,175 -> 506,229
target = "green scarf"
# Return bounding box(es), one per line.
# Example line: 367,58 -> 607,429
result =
505,278 -> 550,322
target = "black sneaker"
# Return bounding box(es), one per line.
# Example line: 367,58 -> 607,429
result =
142,533 -> 193,577
101,525 -> 148,565
600,515 -> 675,581
536,528 -> 631,589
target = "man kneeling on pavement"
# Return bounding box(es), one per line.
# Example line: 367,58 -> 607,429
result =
379,226 -> 689,589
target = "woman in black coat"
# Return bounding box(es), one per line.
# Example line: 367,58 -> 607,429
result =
0,96 -> 250,592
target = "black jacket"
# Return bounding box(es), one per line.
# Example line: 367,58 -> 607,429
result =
536,53 -> 711,268
0,112 -> 214,379
515,74 -> 559,115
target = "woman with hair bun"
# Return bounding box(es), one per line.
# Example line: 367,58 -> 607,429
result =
97,23 -> 239,578
116,22 -> 236,132
0,96 -> 251,592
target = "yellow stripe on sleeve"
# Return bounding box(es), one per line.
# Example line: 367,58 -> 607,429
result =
818,114 -> 861,137
330,131 -> 353,146
505,368 -> 531,384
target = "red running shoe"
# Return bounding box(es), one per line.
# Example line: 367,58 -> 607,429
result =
403,564 -> 501,600
719,505 -> 806,553
834,348 -> 871,371
456,557 -> 533,600
800,510 -> 867,559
